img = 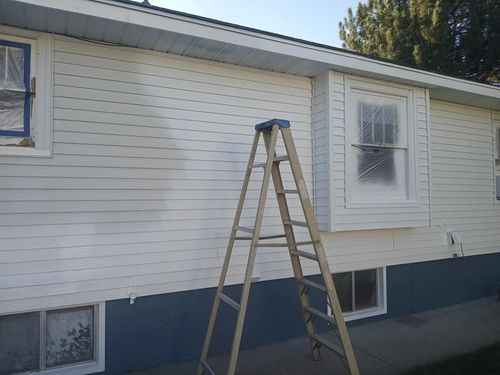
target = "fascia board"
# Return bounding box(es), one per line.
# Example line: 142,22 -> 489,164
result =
12,0 -> 500,102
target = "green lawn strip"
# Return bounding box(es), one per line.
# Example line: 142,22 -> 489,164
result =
404,342 -> 500,375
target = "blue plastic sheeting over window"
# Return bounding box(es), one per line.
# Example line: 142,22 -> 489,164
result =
0,39 -> 31,137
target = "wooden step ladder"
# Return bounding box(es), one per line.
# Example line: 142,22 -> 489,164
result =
197,119 -> 360,375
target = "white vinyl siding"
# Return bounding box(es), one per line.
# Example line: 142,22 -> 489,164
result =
0,35 -> 313,314
0,30 -> 499,317
429,101 -> 500,255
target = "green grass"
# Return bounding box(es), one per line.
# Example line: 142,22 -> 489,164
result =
404,342 -> 500,375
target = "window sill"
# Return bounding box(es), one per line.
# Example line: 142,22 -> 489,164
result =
344,306 -> 387,322
36,360 -> 104,375
0,147 -> 51,158
346,200 -> 420,209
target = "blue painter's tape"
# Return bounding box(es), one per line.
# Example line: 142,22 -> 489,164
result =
255,118 -> 291,130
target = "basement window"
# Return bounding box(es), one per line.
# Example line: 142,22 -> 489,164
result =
330,268 -> 386,321
0,304 -> 104,375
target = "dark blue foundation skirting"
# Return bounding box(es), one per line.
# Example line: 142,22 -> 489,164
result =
104,253 -> 500,374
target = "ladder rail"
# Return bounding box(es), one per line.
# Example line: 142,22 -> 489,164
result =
226,125 -> 280,375
198,121 -> 359,375
197,131 -> 261,375
281,127 -> 360,375
262,130 -> 321,360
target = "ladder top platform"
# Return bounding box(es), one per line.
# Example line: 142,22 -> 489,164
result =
255,118 -> 290,130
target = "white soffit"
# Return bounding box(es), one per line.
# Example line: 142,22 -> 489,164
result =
2,0 -> 500,110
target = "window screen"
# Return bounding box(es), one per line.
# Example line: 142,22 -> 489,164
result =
354,269 -> 377,310
0,312 -> 40,374
0,39 -> 31,137
332,269 -> 380,315
46,306 -> 95,368
0,305 -> 97,374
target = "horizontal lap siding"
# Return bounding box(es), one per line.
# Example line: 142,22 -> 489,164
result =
313,76 -> 498,271
322,100 -> 499,270
330,73 -> 431,230
0,37 -> 313,314
429,100 -> 500,257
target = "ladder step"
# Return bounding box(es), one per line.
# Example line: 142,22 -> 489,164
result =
235,234 -> 287,241
259,234 -> 287,240
276,189 -> 299,194
290,249 -> 318,261
236,225 -> 254,234
256,242 -> 289,247
284,220 -> 308,228
256,240 -> 318,248
296,241 -> 317,246
200,359 -> 216,375
274,155 -> 289,162
252,155 -> 289,168
304,306 -> 336,325
297,277 -> 326,292
311,333 -> 345,358
218,292 -> 240,311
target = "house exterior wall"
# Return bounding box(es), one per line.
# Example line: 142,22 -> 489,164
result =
313,72 -> 500,273
0,31 -> 499,319
0,34 -> 314,315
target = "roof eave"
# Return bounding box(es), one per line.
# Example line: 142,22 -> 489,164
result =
7,0 -> 500,110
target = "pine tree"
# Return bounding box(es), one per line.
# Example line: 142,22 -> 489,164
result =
339,0 -> 500,83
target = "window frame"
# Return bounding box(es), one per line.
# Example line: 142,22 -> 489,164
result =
0,38 -> 32,138
344,77 -> 419,209
0,303 -> 105,375
0,27 -> 53,158
493,113 -> 500,203
328,267 -> 387,322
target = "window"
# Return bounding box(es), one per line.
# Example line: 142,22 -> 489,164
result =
0,39 -> 32,140
0,30 -> 53,157
0,304 -> 104,375
329,268 -> 386,321
495,123 -> 500,202
348,89 -> 414,204
312,72 -> 428,231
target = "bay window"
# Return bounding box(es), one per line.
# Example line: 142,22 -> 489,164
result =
312,72 -> 429,231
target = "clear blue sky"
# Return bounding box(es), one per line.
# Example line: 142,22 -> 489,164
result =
138,0 -> 364,47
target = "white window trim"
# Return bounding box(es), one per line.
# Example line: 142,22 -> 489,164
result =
2,302 -> 105,375
0,26 -> 53,158
343,267 -> 387,321
344,77 -> 419,208
328,267 -> 387,322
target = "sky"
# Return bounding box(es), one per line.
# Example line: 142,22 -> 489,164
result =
137,0 -> 364,47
